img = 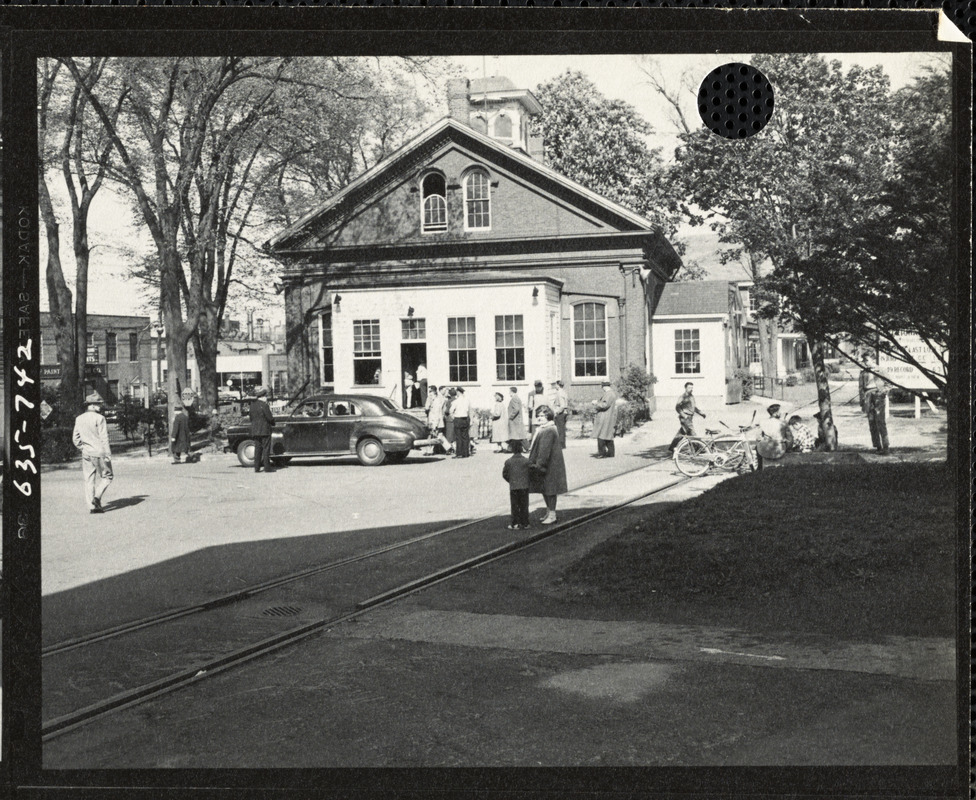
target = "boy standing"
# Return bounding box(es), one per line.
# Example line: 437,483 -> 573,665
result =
502,440 -> 531,530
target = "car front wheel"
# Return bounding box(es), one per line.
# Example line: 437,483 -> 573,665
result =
356,437 -> 386,466
236,439 -> 256,468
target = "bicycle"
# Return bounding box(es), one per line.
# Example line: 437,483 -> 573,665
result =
672,417 -> 760,477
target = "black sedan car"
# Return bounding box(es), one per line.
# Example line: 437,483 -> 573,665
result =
226,393 -> 436,467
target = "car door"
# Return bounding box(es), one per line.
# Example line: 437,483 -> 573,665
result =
280,400 -> 330,454
326,399 -> 361,452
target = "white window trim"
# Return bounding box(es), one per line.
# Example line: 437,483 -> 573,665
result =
420,172 -> 448,235
462,170 -> 491,232
571,301 -> 609,380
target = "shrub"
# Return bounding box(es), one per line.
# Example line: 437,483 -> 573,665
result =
40,427 -> 77,464
785,372 -> 799,387
569,400 -> 595,425
826,361 -> 841,374
614,400 -> 644,436
614,364 -> 656,423
733,368 -> 753,401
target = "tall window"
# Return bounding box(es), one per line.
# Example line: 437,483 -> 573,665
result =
421,173 -> 447,233
493,113 -> 512,142
448,317 -> 477,382
675,329 -> 701,374
129,332 -> 139,362
746,338 -> 760,364
464,170 -> 491,230
495,315 -> 525,382
105,332 -> 118,362
573,303 -> 607,378
320,314 -> 334,383
353,319 -> 381,385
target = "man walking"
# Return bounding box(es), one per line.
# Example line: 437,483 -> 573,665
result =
591,379 -> 618,458
170,403 -> 191,464
550,379 -> 569,449
859,354 -> 890,455
669,382 -> 706,453
452,386 -> 471,458
250,386 -> 276,472
72,394 -> 114,514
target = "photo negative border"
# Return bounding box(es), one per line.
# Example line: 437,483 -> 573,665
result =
2,7 -> 971,799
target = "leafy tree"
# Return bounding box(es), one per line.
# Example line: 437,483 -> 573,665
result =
530,70 -> 679,239
38,58 -> 122,414
779,64 -> 952,391
62,56 -> 446,414
671,54 -> 898,447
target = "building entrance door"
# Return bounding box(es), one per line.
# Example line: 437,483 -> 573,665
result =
400,342 -> 427,409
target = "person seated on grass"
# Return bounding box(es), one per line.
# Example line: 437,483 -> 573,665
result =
787,415 -> 816,454
756,403 -> 792,469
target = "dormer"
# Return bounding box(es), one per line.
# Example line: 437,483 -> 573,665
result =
447,76 -> 544,160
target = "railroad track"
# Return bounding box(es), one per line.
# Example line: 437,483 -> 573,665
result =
43,463 -> 694,742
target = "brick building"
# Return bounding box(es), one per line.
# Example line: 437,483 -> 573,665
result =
268,77 -> 682,410
40,312 -> 154,406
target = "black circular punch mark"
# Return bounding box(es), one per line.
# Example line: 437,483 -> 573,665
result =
697,63 -> 774,139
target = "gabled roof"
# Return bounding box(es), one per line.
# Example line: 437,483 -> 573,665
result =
266,117 -> 664,253
655,280 -> 737,317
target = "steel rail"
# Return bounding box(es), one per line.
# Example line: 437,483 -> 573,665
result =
43,456 -> 676,657
42,474 -> 693,741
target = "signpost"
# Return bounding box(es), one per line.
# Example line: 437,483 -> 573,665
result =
878,334 -> 946,418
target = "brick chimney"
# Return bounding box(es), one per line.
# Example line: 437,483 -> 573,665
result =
447,78 -> 471,126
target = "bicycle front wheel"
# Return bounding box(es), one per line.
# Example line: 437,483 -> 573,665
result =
673,438 -> 712,477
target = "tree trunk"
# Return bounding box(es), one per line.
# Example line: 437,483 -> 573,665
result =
809,337 -> 837,451
39,177 -> 83,418
72,215 -> 91,408
193,306 -> 220,414
757,316 -> 777,398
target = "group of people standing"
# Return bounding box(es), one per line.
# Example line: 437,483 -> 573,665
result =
488,380 -> 571,454
424,383 -> 473,457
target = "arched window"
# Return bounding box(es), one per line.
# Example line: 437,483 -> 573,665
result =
493,113 -> 512,141
421,172 -> 447,233
463,169 -> 491,230
471,115 -> 488,135
573,302 -> 608,378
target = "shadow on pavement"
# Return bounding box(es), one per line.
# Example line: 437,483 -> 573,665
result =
102,495 -> 148,511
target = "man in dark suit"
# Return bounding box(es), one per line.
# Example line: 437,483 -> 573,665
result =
250,386 -> 276,473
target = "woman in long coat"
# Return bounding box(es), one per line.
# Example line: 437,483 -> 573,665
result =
170,404 -> 191,464
507,386 -> 527,446
527,405 -> 568,525
490,392 -> 509,452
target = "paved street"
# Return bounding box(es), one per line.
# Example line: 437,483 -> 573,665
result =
40,387 -> 954,769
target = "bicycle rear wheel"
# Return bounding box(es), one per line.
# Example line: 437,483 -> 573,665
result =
673,438 -> 712,477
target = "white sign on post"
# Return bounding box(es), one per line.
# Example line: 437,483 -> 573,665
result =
878,333 -> 945,392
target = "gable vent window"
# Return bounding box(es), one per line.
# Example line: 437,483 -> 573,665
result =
421,173 -> 447,233
464,170 -> 491,231
493,113 -> 513,143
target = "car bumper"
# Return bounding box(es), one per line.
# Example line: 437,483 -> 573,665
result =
411,438 -> 439,448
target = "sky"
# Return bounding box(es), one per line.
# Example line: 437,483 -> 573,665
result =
40,51 -> 946,323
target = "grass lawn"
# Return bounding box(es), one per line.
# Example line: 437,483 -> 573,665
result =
559,463 -> 956,639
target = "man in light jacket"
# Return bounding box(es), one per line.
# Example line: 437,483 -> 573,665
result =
591,380 -> 618,458
507,386 -> 527,447
72,394 -> 114,514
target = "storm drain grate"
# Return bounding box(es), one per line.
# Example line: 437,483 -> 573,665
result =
262,605 -> 303,618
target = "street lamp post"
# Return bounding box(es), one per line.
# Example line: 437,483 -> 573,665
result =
154,322 -> 164,394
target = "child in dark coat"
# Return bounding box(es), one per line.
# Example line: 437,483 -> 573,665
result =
502,439 -> 531,530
